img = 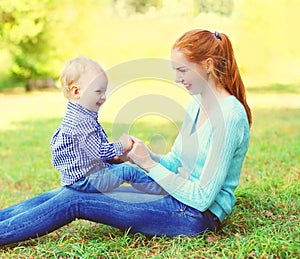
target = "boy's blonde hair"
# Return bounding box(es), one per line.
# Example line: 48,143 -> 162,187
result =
60,56 -> 105,100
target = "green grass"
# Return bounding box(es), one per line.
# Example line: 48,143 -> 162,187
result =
0,107 -> 299,258
247,83 -> 300,94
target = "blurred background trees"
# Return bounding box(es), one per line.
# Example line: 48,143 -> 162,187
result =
0,0 -> 299,89
113,0 -> 163,14
1,0 -> 59,81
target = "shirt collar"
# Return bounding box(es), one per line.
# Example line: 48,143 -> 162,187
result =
67,101 -> 98,120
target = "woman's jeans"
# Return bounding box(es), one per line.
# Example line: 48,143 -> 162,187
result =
0,186 -> 220,246
70,163 -> 165,195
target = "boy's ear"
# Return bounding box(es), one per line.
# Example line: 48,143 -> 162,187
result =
70,85 -> 80,99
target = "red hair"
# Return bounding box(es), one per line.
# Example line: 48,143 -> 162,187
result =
173,29 -> 252,126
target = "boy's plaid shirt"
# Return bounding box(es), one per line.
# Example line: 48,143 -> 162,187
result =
50,102 -> 123,185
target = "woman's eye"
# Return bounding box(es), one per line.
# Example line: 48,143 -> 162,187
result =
176,67 -> 188,73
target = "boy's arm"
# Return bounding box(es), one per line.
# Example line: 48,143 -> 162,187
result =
76,120 -> 124,160
118,134 -> 133,152
108,135 -> 134,164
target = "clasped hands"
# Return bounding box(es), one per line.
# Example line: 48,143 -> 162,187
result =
118,135 -> 158,172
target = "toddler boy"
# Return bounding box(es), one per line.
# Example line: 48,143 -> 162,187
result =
50,56 -> 164,194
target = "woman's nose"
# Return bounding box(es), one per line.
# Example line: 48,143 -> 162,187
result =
175,72 -> 183,83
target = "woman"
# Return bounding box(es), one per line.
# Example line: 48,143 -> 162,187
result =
0,29 -> 251,246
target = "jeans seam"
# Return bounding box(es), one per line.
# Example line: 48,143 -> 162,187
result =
4,197 -> 74,240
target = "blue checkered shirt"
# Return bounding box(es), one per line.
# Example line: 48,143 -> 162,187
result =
50,102 -> 123,185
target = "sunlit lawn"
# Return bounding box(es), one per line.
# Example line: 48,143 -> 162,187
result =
0,88 -> 299,258
1,3 -> 299,257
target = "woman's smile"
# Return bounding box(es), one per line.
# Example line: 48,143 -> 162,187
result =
183,83 -> 192,91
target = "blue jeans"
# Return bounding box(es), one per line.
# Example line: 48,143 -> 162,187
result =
70,163 -> 165,195
0,186 -> 220,246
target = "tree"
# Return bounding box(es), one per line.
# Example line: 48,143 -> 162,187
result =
128,0 -> 162,13
113,0 -> 162,14
0,0 -> 59,81
194,0 -> 234,16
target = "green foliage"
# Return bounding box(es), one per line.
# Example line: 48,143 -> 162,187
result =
116,0 -> 163,13
0,0 -> 59,80
0,76 -> 24,90
0,0 -> 300,89
114,0 -> 233,15
195,0 -> 234,16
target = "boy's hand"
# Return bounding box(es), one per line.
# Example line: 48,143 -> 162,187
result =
119,134 -> 134,152
108,156 -> 124,164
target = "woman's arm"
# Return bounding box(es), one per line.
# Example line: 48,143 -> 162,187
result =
128,114 -> 249,212
148,149 -> 162,163
152,115 -> 248,211
127,136 -> 181,171
127,137 -> 158,172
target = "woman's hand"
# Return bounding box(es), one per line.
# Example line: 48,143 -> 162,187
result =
126,136 -> 158,172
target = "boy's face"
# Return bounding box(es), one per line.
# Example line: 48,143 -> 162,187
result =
78,72 -> 107,113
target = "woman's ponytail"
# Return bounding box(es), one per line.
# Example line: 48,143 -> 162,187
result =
219,33 -> 252,126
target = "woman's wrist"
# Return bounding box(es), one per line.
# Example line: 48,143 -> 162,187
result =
142,160 -> 158,173
149,150 -> 162,163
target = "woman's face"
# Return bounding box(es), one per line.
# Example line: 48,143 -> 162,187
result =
171,48 -> 209,95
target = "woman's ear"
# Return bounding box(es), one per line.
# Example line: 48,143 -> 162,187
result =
205,58 -> 214,73
70,85 -> 80,100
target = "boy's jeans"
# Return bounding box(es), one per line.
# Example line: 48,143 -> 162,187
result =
69,163 -> 166,195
